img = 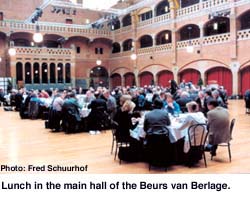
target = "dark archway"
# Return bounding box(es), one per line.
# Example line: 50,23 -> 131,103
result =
124,72 -> 135,87
140,35 -> 153,48
155,0 -> 170,16
204,17 -> 230,36
50,63 -> 56,84
111,73 -> 122,88
25,62 -> 32,84
123,39 -> 133,51
57,63 -> 64,83
42,63 -> 48,84
16,62 -> 23,84
65,63 -> 71,83
33,62 -> 40,84
240,66 -> 250,95
239,10 -> 250,30
112,42 -> 121,53
179,24 -> 200,41
180,0 -> 199,8
122,14 -> 132,27
90,66 -> 109,88
206,67 -> 232,95
156,30 -> 172,45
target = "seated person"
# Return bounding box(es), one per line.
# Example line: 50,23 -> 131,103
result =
164,93 -> 180,115
144,98 -> 171,136
176,91 -> 192,113
206,100 -> 230,156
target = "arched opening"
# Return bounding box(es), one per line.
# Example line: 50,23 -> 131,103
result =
139,71 -> 153,87
206,67 -> 232,95
43,34 -> 64,48
13,38 -> 31,47
138,9 -> 153,21
204,17 -> 230,36
155,0 -> 170,16
140,35 -> 153,48
10,32 -> 33,47
179,69 -> 201,85
57,63 -> 64,83
239,10 -> 250,30
42,63 -> 48,84
112,42 -> 121,53
16,62 -> 23,84
124,72 -> 135,87
123,39 -> 133,51
180,0 -> 200,8
50,63 -> 56,84
65,63 -> 71,83
156,30 -> 172,45
25,62 -> 32,84
240,66 -> 250,94
179,24 -> 200,41
111,73 -> 122,88
157,70 -> 174,87
113,19 -> 121,30
122,14 -> 132,27
90,66 -> 109,88
33,62 -> 40,84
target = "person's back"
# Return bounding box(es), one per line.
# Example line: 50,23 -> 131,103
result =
207,106 -> 230,144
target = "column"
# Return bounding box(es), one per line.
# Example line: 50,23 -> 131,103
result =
230,62 -> 240,95
230,2 -> 237,59
198,22 -> 204,58
170,0 -> 177,65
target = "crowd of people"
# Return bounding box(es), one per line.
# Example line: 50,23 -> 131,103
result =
0,79 -> 239,167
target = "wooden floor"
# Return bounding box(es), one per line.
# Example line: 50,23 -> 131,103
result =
0,100 -> 249,174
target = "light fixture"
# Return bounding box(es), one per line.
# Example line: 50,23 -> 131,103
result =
57,67 -> 61,71
0,57 -> 2,62
96,59 -> 102,66
165,6 -> 169,12
27,72 -> 30,75
31,42 -> 34,46
213,22 -> 218,30
44,69 -> 47,73
33,25 -> 43,43
86,19 -> 90,24
8,48 -> 16,56
130,53 -> 137,60
165,33 -> 169,40
35,70 -> 38,74
111,25 -> 115,30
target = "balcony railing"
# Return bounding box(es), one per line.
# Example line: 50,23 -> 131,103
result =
155,43 -> 172,52
15,47 -> 73,57
177,39 -> 200,49
203,33 -> 230,45
0,20 -> 111,38
237,29 -> 250,40
177,3 -> 200,17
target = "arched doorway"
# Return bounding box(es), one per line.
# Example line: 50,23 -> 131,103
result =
179,24 -> 200,41
124,72 -> 135,87
179,69 -> 201,85
111,73 -> 122,88
25,62 -> 32,84
139,71 -> 153,87
65,63 -> 71,83
157,70 -> 174,87
50,63 -> 56,83
90,66 -> 109,88
16,62 -> 23,84
42,63 -> 48,84
33,62 -> 40,84
206,67 -> 232,95
139,35 -> 153,48
240,66 -> 250,95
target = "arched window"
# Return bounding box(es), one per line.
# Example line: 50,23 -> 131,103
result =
122,14 -> 132,27
33,62 -> 40,84
65,63 -> 71,83
90,66 -> 109,88
240,11 -> 250,30
123,39 -> 133,51
156,30 -> 172,45
156,0 -> 170,16
179,24 -> 200,41
180,0 -> 199,8
50,63 -> 56,84
57,63 -> 64,83
204,17 -> 230,36
25,62 -> 32,84
140,35 -> 153,48
16,62 -> 23,84
42,63 -> 48,84
112,42 -> 121,53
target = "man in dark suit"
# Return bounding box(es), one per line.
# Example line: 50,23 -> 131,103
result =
144,98 -> 171,135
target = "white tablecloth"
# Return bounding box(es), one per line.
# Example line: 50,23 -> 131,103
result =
130,114 -> 190,153
80,108 -> 91,118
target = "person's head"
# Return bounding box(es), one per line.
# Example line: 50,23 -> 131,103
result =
103,89 -> 110,99
180,91 -> 190,98
119,95 -> 132,106
212,90 -> 220,99
205,90 -> 212,97
121,100 -> 135,113
198,91 -> 204,98
186,101 -> 199,113
153,98 -> 163,109
207,99 -> 219,110
165,93 -> 173,103
68,92 -> 76,99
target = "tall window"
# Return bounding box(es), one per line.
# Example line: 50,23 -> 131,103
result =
16,62 -> 23,84
65,63 -> 71,83
139,11 -> 153,21
33,63 -> 40,84
57,63 -> 64,83
42,63 -> 48,83
25,62 -> 32,84
50,63 -> 56,83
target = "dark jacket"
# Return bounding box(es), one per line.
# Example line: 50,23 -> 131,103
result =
144,109 -> 171,135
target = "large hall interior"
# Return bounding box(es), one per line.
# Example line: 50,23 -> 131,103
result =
0,0 -> 250,173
